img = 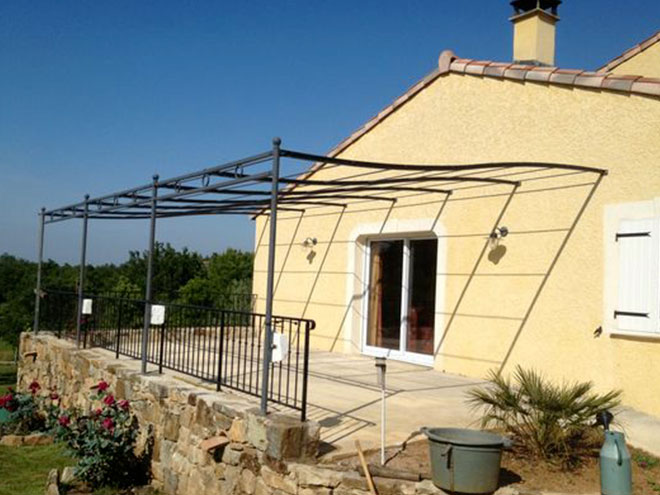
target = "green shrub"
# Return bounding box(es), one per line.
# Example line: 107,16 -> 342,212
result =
0,380 -> 59,435
52,380 -> 149,489
468,366 -> 621,467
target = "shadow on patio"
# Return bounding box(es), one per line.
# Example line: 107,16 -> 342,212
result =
303,351 -> 485,458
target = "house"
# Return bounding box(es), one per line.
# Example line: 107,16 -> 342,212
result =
252,1 -> 660,419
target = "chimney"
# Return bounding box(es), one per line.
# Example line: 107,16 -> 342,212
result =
510,0 -> 560,66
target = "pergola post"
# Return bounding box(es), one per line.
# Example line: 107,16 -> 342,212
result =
260,137 -> 281,415
75,195 -> 90,348
141,175 -> 159,374
33,207 -> 46,333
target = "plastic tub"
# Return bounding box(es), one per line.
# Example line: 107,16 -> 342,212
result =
421,427 -> 506,494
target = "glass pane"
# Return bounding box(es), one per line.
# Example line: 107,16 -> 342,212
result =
367,240 -> 403,350
406,239 -> 437,355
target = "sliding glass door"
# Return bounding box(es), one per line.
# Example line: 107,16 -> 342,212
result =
364,237 -> 437,365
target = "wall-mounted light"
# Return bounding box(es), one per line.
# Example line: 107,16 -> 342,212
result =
302,237 -> 318,248
490,226 -> 509,240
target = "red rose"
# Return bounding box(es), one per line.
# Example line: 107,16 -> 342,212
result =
49,392 -> 59,401
103,394 -> 115,406
58,415 -> 70,427
102,417 -> 114,431
94,408 -> 103,416
118,399 -> 129,411
28,380 -> 40,394
0,394 -> 13,409
97,380 -> 109,392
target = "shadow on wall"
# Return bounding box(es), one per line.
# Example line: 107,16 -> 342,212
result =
254,170 -> 605,374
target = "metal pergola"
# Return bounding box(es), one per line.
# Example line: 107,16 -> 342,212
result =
33,137 -> 607,415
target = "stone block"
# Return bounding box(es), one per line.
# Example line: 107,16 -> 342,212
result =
247,412 -> 268,451
60,466 -> 76,484
261,466 -> 297,494
222,446 -> 243,466
255,477 -> 274,495
373,476 -> 416,495
240,468 -> 257,494
299,488 -> 332,495
0,435 -> 23,447
415,479 -> 445,494
289,463 -> 344,488
229,418 -> 247,443
23,432 -> 54,446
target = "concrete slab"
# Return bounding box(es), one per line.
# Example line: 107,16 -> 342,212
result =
303,351 -> 660,459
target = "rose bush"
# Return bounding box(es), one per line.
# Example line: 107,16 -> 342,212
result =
0,380 -> 61,435
52,380 -> 149,489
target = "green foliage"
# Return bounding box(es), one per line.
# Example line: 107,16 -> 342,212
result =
468,366 -> 622,467
635,451 -> 660,470
52,381 -> 149,489
0,380 -> 59,435
0,245 -> 253,345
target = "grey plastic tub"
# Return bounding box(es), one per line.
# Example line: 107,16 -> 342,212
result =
421,427 -> 506,494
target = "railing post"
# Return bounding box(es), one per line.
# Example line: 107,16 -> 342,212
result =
115,297 -> 124,359
260,137 -> 281,415
141,175 -> 159,374
301,320 -> 313,422
33,207 -> 46,333
216,311 -> 225,391
76,195 -> 90,348
158,315 -> 166,374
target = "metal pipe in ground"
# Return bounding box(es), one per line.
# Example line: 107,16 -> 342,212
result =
33,207 -> 46,333
141,175 -> 159,374
75,195 -> 90,348
260,138 -> 280,415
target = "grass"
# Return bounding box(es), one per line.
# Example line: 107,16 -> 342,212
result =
0,444 -> 74,495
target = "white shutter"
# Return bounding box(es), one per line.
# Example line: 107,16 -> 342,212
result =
615,218 -> 660,334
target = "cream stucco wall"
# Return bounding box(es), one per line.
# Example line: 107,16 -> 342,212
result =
253,71 -> 660,417
610,41 -> 660,78
512,11 -> 557,66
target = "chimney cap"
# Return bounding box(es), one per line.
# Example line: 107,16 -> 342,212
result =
510,0 -> 561,16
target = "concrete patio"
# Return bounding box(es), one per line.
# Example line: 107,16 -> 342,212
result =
301,351 -> 660,459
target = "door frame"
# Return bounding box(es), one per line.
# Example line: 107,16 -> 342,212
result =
361,234 -> 437,367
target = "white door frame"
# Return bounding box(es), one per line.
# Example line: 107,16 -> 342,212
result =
361,235 -> 436,367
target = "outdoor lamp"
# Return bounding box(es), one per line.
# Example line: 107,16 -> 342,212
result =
490,226 -> 509,240
302,237 -> 317,248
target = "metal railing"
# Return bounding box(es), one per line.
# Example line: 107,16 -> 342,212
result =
39,289 -> 315,420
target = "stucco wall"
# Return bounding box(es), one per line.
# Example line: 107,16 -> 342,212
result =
253,70 -> 660,418
610,42 -> 660,78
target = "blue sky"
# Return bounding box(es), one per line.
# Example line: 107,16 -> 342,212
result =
1,0 -> 658,264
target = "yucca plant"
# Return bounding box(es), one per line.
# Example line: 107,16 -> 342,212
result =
468,366 -> 621,467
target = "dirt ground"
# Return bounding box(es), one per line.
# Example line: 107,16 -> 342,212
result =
337,439 -> 660,494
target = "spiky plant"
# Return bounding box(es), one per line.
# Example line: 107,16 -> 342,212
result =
468,366 -> 621,467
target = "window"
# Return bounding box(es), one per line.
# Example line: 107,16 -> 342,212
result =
615,217 -> 660,334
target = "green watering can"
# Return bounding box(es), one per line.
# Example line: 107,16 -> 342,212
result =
598,411 -> 631,495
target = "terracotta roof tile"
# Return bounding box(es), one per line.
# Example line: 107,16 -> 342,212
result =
464,61 -> 489,76
484,62 -> 512,78
445,56 -> 660,99
574,72 -> 606,89
598,30 -> 660,72
601,75 -> 641,92
524,66 -> 557,83
631,78 -> 660,97
549,69 -> 583,85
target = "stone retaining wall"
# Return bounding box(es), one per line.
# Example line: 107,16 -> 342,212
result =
18,333 -> 448,495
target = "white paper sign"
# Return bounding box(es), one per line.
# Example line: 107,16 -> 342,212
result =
150,304 -> 166,325
271,332 -> 289,363
82,299 -> 93,315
